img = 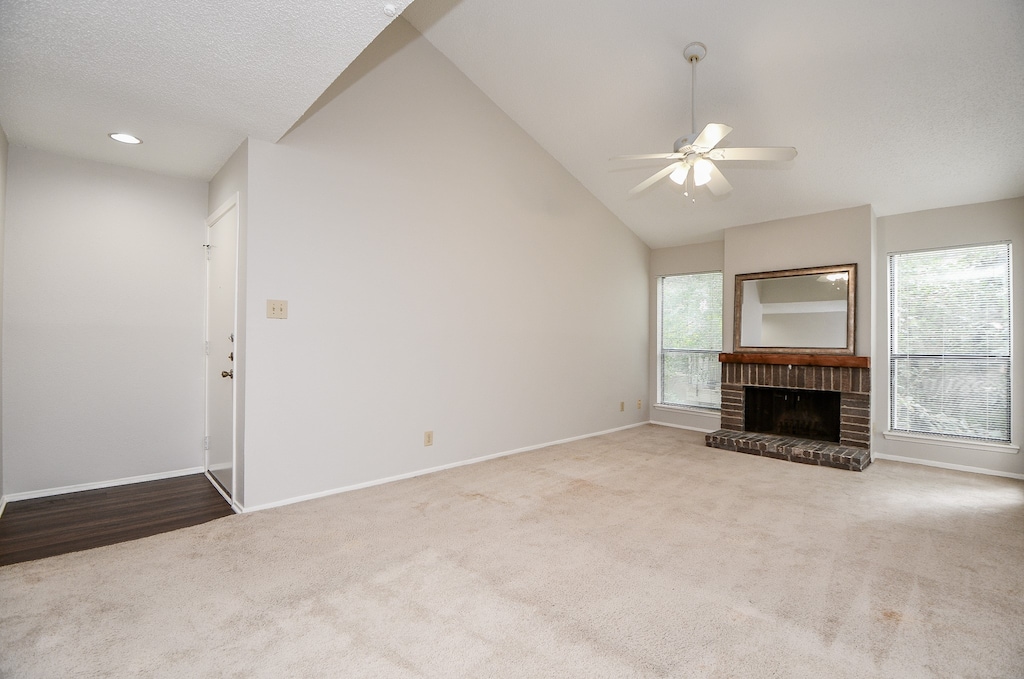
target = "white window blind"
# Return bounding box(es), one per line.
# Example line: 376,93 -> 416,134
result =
659,272 -> 722,409
889,242 -> 1011,442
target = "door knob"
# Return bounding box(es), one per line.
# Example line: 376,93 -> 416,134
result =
221,370 -> 233,379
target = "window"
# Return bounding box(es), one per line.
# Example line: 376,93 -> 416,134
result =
659,272 -> 723,409
889,242 -> 1011,442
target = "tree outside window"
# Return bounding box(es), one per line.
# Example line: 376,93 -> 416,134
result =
889,242 -> 1011,442
659,272 -> 723,409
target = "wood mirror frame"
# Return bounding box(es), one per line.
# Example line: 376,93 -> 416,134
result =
733,263 -> 856,355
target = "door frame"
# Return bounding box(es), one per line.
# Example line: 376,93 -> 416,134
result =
204,194 -> 241,512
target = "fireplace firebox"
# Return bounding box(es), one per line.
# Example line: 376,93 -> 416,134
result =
744,387 -> 840,443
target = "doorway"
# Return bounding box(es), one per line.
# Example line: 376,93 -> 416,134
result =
205,196 -> 238,502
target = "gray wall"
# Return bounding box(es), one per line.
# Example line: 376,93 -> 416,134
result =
651,198 -> 1023,479
723,205 -> 874,356
649,240 -> 725,432
873,197 -> 1024,477
0,122 -> 7,503
649,206 -> 874,434
237,19 -> 651,509
3,148 -> 209,495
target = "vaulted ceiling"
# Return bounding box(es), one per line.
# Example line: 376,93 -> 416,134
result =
2,0 -> 1022,248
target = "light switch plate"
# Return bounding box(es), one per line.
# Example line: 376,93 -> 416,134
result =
267,300 -> 288,319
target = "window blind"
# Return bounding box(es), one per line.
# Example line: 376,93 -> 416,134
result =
889,242 -> 1011,442
660,272 -> 723,409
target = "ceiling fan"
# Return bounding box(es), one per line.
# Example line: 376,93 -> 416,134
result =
615,42 -> 797,199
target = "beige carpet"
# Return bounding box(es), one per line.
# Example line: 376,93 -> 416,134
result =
2,425 -> 1022,678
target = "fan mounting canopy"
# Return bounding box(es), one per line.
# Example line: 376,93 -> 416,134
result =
682,42 -> 706,63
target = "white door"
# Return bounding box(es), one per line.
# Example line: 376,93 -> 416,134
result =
205,198 -> 238,499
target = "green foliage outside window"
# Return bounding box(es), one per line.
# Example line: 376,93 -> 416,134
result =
660,272 -> 723,409
889,243 -> 1011,442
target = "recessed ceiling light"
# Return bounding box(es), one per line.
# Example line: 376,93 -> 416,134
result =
108,132 -> 142,145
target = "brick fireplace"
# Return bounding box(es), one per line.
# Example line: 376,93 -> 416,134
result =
706,354 -> 871,471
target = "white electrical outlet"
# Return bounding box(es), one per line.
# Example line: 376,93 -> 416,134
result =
267,300 -> 288,319
619,401 -> 625,412
424,431 -> 433,446
637,399 -> 643,409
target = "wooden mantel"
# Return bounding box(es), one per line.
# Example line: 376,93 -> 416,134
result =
719,353 -> 870,369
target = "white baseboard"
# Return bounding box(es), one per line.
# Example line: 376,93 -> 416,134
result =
873,453 -> 1024,481
3,467 -> 206,503
649,420 -> 717,434
204,471 -> 243,514
0,494 -> 7,520
240,421 -> 649,513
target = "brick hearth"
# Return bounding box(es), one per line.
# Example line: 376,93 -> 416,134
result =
706,354 -> 871,471
705,431 -> 871,471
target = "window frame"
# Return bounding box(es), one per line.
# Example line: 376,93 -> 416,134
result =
886,241 -> 1013,445
657,271 -> 723,411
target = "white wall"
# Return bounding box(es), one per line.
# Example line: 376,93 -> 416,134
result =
873,197 -> 1024,477
0,122 -> 8,502
2,148 -> 208,494
649,240 -> 725,432
239,19 -> 650,509
760,311 -> 847,348
208,140 -> 249,506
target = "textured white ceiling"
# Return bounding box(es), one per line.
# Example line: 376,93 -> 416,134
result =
406,0 -> 1024,247
2,0 -> 1022,247
0,0 -> 410,179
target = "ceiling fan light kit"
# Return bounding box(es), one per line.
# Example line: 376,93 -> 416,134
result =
615,42 -> 796,201
669,164 -> 688,185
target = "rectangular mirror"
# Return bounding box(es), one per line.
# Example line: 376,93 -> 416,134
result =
734,264 -> 856,355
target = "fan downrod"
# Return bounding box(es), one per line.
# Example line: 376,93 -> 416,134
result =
682,43 -> 707,138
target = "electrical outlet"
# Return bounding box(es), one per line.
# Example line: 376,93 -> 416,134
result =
267,300 -> 288,319
424,431 -> 433,446
619,401 -> 625,412
637,399 -> 643,409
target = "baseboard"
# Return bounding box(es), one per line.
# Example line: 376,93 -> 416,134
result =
649,420 -> 717,434
204,471 -> 243,514
873,453 -> 1024,481
3,467 -> 206,503
240,421 -> 649,513
0,494 -> 7,520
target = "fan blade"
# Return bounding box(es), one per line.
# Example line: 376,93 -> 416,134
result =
629,162 -> 683,195
612,153 -> 686,161
704,161 -> 733,196
692,123 -> 732,150
707,146 -> 797,161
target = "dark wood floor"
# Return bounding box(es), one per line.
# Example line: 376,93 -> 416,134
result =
0,474 -> 234,567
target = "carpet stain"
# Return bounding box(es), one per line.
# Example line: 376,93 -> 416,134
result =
568,478 -> 601,493
881,609 -> 903,623
820,615 -> 842,645
460,492 -> 502,504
